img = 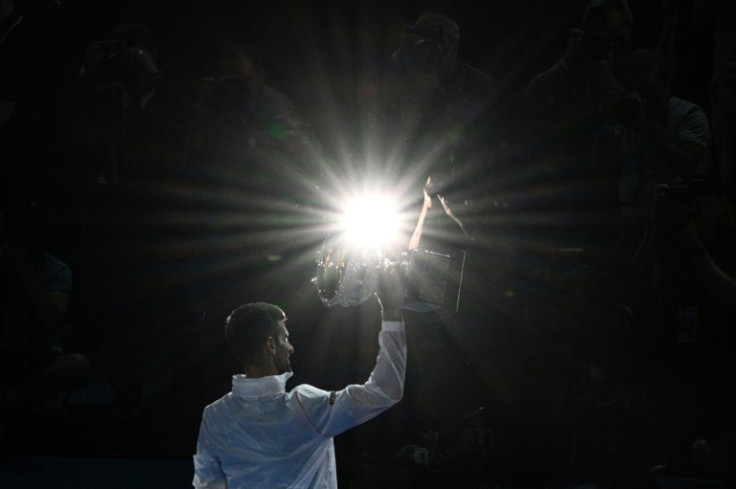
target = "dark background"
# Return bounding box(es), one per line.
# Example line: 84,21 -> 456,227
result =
4,1 -> 731,488
21,0 -> 715,205
26,0 -> 713,152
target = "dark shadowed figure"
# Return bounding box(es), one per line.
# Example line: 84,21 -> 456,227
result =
0,198 -> 90,449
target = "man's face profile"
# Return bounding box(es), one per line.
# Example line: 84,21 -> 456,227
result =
273,319 -> 294,374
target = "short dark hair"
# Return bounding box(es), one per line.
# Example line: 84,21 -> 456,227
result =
225,302 -> 285,367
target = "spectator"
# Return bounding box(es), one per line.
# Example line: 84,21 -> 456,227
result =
629,178 -> 736,457
357,11 -> 497,193
631,178 -> 736,344
80,22 -> 192,184
77,23 -> 198,418
0,198 -> 90,442
192,264 -> 407,488
694,0 -> 736,205
216,40 -> 316,149
0,0 -> 41,206
523,0 -> 636,252
192,41 -> 322,202
524,0 -> 680,113
523,1 -> 692,299
524,0 -> 634,112
616,49 -> 711,247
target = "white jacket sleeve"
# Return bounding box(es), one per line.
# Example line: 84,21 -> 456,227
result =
294,320 -> 407,438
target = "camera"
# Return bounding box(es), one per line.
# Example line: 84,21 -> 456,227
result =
405,24 -> 447,74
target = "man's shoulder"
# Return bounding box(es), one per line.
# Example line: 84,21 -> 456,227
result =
202,392 -> 234,415
288,383 -> 338,413
666,97 -> 710,143
41,251 -> 69,271
40,252 -> 72,293
290,383 -> 330,399
667,97 -> 708,124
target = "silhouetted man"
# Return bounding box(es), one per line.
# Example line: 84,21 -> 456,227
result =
192,266 -> 407,488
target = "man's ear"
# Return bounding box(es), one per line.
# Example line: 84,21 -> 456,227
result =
266,336 -> 276,356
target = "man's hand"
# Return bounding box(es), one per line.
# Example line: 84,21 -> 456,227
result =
376,264 -> 406,321
422,179 -> 433,210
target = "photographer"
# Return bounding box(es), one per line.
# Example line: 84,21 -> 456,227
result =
630,178 -> 735,368
523,1 -> 684,222
524,0 -> 634,113
79,22 -> 189,184
694,0 -> 736,206
357,11 -> 497,188
0,198 -> 90,443
631,179 -> 736,328
616,48 -> 711,256
521,0 -> 648,275
628,178 -> 736,453
192,42 -> 322,200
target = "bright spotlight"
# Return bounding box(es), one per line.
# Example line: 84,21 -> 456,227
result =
339,194 -> 401,249
315,189 -> 465,310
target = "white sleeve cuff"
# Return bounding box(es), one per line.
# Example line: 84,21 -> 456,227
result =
381,320 -> 405,332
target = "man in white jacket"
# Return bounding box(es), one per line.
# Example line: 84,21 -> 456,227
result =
193,266 -> 407,489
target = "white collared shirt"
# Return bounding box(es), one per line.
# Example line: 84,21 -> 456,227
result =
193,321 -> 406,489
